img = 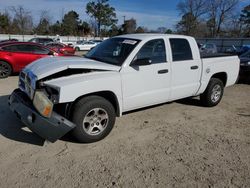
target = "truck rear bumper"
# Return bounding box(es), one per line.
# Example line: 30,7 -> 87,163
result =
8,89 -> 76,143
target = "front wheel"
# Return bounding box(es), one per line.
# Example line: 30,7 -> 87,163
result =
200,78 -> 224,107
71,96 -> 116,143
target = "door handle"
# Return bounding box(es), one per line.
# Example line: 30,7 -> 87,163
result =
158,69 -> 169,74
190,66 -> 199,70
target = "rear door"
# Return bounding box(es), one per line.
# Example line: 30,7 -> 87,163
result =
169,38 -> 202,100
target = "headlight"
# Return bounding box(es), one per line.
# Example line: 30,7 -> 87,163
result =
248,62 -> 250,65
33,91 -> 53,118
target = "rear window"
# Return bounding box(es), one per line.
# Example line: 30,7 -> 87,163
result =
170,39 -> 193,61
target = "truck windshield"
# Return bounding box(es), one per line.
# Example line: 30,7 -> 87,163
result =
85,37 -> 140,66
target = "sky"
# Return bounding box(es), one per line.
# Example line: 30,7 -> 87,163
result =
0,0 -> 249,30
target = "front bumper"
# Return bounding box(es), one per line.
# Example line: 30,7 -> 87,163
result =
8,89 -> 76,143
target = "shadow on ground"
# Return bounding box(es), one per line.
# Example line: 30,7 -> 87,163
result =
176,97 -> 202,107
0,95 -> 45,146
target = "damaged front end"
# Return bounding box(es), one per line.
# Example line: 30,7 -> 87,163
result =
8,69 -> 88,142
9,89 -> 76,143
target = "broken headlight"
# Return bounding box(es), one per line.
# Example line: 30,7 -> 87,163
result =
33,91 -> 54,118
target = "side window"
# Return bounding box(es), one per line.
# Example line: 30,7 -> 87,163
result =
3,45 -> 32,53
170,39 -> 193,61
2,45 -> 19,52
135,39 -> 166,64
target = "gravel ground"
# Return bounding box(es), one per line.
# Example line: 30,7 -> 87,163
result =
0,76 -> 249,188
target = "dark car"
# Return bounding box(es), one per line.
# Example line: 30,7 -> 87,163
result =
46,42 -> 75,55
0,42 -> 65,78
28,37 -> 54,45
226,45 -> 250,56
239,45 -> 250,56
239,50 -> 250,80
0,39 -> 18,43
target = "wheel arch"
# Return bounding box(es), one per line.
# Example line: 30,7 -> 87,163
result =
71,91 -> 121,118
210,72 -> 227,86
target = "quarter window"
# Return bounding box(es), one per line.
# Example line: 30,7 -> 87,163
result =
170,39 -> 193,61
135,39 -> 166,64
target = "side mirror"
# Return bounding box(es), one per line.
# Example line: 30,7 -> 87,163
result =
131,58 -> 152,66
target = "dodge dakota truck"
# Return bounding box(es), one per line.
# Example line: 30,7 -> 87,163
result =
9,34 -> 240,143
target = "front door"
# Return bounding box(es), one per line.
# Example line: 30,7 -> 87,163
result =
121,39 -> 171,112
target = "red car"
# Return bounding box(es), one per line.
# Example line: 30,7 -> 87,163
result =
0,42 -> 62,78
46,42 -> 75,55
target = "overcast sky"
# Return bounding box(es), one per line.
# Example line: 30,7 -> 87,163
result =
0,0 -> 248,30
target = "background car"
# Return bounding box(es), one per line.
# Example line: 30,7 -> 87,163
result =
74,41 -> 97,51
76,40 -> 86,44
200,43 -> 218,54
46,42 -> 75,55
225,45 -> 250,56
28,37 -> 54,45
0,39 -> 18,43
89,39 -> 103,45
238,45 -> 250,56
0,42 -> 62,78
239,50 -> 250,80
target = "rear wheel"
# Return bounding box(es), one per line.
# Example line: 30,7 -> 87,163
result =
200,78 -> 224,107
0,61 -> 12,79
71,96 -> 116,143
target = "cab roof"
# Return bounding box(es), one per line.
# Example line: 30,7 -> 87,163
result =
115,33 -> 191,41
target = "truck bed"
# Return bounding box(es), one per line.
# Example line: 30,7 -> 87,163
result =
201,53 -> 237,59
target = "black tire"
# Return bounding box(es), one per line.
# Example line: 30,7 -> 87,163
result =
0,61 -> 12,79
71,96 -> 116,143
200,78 -> 224,107
75,47 -> 80,51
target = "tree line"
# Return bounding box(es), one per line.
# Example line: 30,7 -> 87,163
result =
0,0 -> 249,38
176,0 -> 250,37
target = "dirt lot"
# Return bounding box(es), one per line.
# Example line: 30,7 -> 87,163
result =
0,77 -> 249,188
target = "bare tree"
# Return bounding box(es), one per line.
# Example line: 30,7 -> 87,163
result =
207,0 -> 239,37
177,0 -> 207,36
10,6 -> 33,35
177,0 -> 207,18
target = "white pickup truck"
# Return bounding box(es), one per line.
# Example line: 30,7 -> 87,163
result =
9,34 -> 239,143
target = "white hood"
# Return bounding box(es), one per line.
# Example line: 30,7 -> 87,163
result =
25,56 -> 120,79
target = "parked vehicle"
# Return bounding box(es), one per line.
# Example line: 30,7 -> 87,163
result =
28,37 -> 54,45
200,43 -> 218,54
0,42 -> 61,78
9,34 -> 239,143
0,39 -> 18,43
89,39 -> 103,45
74,41 -> 97,51
238,45 -> 250,56
239,50 -> 250,79
225,45 -> 250,56
76,40 -> 86,44
46,42 -> 75,55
